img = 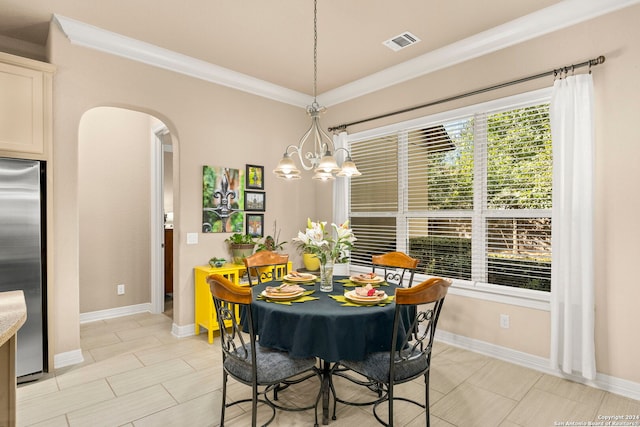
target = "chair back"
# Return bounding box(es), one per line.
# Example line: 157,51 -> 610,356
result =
243,250 -> 289,286
390,277 -> 451,381
207,273 -> 256,378
207,273 -> 322,427
372,251 -> 419,287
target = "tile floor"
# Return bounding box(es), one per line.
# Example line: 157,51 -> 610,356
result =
16,312 -> 640,426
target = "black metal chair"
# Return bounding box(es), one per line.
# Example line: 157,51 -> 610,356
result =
243,250 -> 289,286
330,251 -> 421,398
207,273 -> 321,427
330,277 -> 452,426
372,251 -> 419,287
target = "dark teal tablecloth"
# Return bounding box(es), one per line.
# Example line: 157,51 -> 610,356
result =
247,277 -> 411,362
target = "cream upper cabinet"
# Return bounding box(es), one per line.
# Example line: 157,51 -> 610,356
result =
0,52 -> 54,159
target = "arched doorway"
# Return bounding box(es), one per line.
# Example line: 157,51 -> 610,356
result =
78,107 -> 174,320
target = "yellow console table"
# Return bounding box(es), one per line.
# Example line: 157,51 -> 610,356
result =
193,262 -> 292,343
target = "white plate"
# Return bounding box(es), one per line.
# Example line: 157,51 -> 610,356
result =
284,273 -> 317,282
344,290 -> 388,305
349,274 -> 384,284
261,290 -> 305,301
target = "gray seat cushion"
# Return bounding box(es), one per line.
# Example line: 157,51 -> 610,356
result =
341,348 -> 428,383
224,343 -> 317,384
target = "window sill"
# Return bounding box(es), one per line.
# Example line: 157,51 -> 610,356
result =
425,275 -> 550,311
351,266 -> 549,311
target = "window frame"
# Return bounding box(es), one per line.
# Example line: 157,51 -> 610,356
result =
344,88 -> 553,310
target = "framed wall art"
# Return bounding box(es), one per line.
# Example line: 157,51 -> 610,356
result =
246,213 -> 264,237
202,165 -> 244,233
246,164 -> 264,190
245,191 -> 265,212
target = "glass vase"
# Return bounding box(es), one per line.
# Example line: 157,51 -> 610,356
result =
319,261 -> 334,292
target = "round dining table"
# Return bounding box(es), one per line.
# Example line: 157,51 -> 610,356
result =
247,276 -> 412,425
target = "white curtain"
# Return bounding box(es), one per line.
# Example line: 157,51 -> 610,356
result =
550,74 -> 596,380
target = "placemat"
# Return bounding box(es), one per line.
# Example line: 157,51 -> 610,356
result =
337,278 -> 389,287
257,290 -> 318,305
330,294 -> 395,307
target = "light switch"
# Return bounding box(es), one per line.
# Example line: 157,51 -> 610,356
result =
500,314 -> 510,329
186,232 -> 198,244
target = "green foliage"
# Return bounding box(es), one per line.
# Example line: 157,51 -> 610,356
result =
256,221 -> 287,252
486,105 -> 552,210
409,236 -> 472,280
408,236 -> 550,291
422,104 -> 552,211
225,233 -> 256,245
487,257 -> 550,292
202,166 -> 218,230
353,103 -> 553,291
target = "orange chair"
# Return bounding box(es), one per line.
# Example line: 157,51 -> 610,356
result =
331,277 -> 452,426
207,273 -> 321,426
372,251 -> 419,287
243,250 -> 289,286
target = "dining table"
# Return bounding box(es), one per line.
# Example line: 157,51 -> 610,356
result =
246,275 -> 412,425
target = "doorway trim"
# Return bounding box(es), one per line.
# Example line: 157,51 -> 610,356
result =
151,123 -> 168,314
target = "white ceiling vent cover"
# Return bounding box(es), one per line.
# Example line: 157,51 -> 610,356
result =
383,32 -> 421,52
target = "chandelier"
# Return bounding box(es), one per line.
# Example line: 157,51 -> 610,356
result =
273,0 -> 361,181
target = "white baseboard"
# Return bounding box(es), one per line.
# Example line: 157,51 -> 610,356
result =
53,349 -> 84,369
172,322 -> 196,339
79,303 -> 152,323
436,330 -> 640,401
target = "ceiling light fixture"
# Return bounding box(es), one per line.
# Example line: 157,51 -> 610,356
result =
273,0 -> 361,182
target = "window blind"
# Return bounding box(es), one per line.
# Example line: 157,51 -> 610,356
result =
348,96 -> 552,292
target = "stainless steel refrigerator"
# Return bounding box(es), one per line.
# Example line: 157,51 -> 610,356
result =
0,157 -> 46,382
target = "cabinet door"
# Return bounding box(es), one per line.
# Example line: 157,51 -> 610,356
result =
0,61 -> 45,154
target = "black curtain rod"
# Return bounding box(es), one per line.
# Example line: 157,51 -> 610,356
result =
328,55 -> 605,133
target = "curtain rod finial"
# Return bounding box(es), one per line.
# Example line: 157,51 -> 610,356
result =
328,124 -> 347,133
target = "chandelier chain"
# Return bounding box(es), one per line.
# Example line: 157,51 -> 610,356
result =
313,0 -> 318,101
271,0 -> 361,180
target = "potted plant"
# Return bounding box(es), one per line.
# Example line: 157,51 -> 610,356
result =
209,257 -> 226,268
255,220 -> 287,252
292,219 -> 356,291
300,247 -> 321,272
225,233 -> 257,264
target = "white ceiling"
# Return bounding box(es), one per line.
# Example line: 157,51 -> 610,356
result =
0,0 -> 637,107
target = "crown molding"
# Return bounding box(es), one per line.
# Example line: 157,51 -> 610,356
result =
54,0 -> 639,109
318,0 -> 640,106
53,14 -> 312,108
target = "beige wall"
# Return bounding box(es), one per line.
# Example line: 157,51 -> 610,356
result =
78,107 -> 152,312
46,22 -> 319,355
32,3 -> 640,386
324,5 -> 640,383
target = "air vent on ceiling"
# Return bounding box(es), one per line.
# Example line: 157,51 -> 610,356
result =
383,31 -> 421,52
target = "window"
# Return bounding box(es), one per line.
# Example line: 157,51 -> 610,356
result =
349,91 -> 552,293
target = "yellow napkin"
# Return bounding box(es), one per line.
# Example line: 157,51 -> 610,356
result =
338,278 -> 389,287
258,290 -> 318,305
330,294 -> 395,307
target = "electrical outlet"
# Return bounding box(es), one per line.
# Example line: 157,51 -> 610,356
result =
117,284 -> 125,295
500,314 -> 510,329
